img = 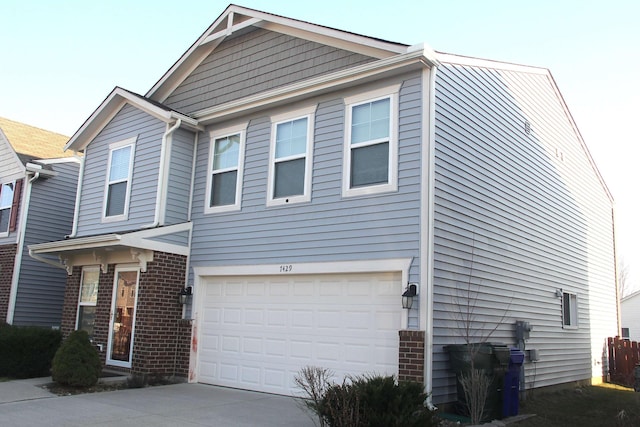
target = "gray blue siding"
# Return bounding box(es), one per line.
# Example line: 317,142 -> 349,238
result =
189,74 -> 423,278
76,104 -> 165,236
164,28 -> 377,114
431,63 -> 616,403
165,128 -> 195,225
14,161 -> 79,326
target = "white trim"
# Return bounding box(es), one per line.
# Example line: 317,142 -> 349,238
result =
422,65 -> 438,398
267,105 -> 316,207
106,265 -> 140,369
205,124 -> 247,214
342,86 -> 400,198
436,52 -> 549,74
193,258 -> 412,278
102,136 -> 137,223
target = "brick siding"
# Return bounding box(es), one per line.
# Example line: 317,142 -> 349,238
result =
0,244 -> 17,322
398,330 -> 425,383
60,251 -> 191,378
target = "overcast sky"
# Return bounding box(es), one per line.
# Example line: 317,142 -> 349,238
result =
2,0 -> 638,291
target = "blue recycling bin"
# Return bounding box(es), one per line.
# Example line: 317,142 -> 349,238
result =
503,348 -> 525,417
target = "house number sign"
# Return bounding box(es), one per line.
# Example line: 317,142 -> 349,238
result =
279,265 -> 293,273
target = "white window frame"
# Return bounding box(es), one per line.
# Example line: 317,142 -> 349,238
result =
102,136 -> 137,222
76,266 -> 100,338
267,105 -> 316,207
562,291 -> 578,328
342,84 -> 400,198
205,124 -> 247,214
0,181 -> 14,237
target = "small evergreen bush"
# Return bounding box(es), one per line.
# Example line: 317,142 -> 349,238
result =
317,373 -> 437,427
0,324 -> 62,378
51,330 -> 102,387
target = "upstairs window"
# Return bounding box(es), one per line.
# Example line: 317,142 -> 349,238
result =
343,85 -> 399,198
0,182 -> 15,235
206,125 -> 246,213
103,137 -> 136,222
562,291 -> 578,328
268,107 -> 315,206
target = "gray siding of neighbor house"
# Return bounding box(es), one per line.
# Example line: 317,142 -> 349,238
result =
0,138 -> 23,246
164,128 -> 195,225
76,104 -> 165,237
430,63 -> 616,403
163,28 -> 377,114
14,161 -> 79,326
189,74 -> 423,292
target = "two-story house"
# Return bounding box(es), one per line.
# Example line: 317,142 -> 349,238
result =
30,5 -> 617,404
0,117 -> 79,327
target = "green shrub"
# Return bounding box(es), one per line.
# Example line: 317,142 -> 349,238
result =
321,374 -> 437,427
0,324 -> 62,378
51,330 -> 102,387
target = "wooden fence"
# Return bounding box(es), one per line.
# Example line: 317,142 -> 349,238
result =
607,336 -> 640,387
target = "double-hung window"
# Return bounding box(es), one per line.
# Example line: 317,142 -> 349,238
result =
77,267 -> 99,339
268,107 -> 315,206
562,291 -> 578,328
343,85 -> 399,197
206,125 -> 246,213
0,182 -> 14,235
103,137 -> 136,221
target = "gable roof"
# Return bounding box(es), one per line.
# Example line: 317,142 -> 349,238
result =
146,4 -> 415,103
65,87 -> 202,152
0,117 -> 71,161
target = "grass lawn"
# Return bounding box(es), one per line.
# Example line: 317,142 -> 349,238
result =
514,384 -> 640,426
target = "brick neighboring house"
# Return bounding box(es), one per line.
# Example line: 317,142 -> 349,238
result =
0,117 -> 79,327
30,5 -> 617,404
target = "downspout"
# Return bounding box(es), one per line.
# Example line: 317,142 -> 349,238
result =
143,119 -> 182,229
421,63 -> 438,400
7,172 -> 40,322
67,152 -> 85,238
184,131 -> 199,319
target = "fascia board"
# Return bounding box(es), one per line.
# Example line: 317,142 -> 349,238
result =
65,88 -> 194,152
194,50 -> 429,124
29,234 -> 122,254
147,5 -> 408,102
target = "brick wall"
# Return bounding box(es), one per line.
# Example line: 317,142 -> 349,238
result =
59,251 -> 191,378
398,330 -> 425,383
0,244 -> 17,323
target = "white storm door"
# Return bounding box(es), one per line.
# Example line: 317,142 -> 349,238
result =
106,266 -> 140,368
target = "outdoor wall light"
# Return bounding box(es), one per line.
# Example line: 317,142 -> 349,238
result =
555,289 -> 563,298
179,287 -> 193,305
402,283 -> 418,309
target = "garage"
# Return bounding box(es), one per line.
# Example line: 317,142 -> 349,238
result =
195,271 -> 402,396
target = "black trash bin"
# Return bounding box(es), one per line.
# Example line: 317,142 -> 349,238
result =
503,348 -> 524,417
445,343 -> 510,421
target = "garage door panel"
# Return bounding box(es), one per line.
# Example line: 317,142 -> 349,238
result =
198,272 -> 401,395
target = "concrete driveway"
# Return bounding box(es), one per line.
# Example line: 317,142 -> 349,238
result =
0,378 -> 316,426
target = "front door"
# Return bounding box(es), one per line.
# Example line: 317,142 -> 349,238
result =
107,266 -> 140,368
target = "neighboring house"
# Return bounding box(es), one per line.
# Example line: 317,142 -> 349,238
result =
620,290 -> 640,341
0,117 -> 79,327
29,5 -> 618,404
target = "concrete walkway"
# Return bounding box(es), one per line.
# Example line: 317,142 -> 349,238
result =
0,378 -> 316,426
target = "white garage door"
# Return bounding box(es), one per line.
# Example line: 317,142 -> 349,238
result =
196,272 -> 401,396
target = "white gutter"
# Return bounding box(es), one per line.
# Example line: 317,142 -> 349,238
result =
143,119 -> 182,229
67,152 -> 86,238
421,64 -> 438,398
